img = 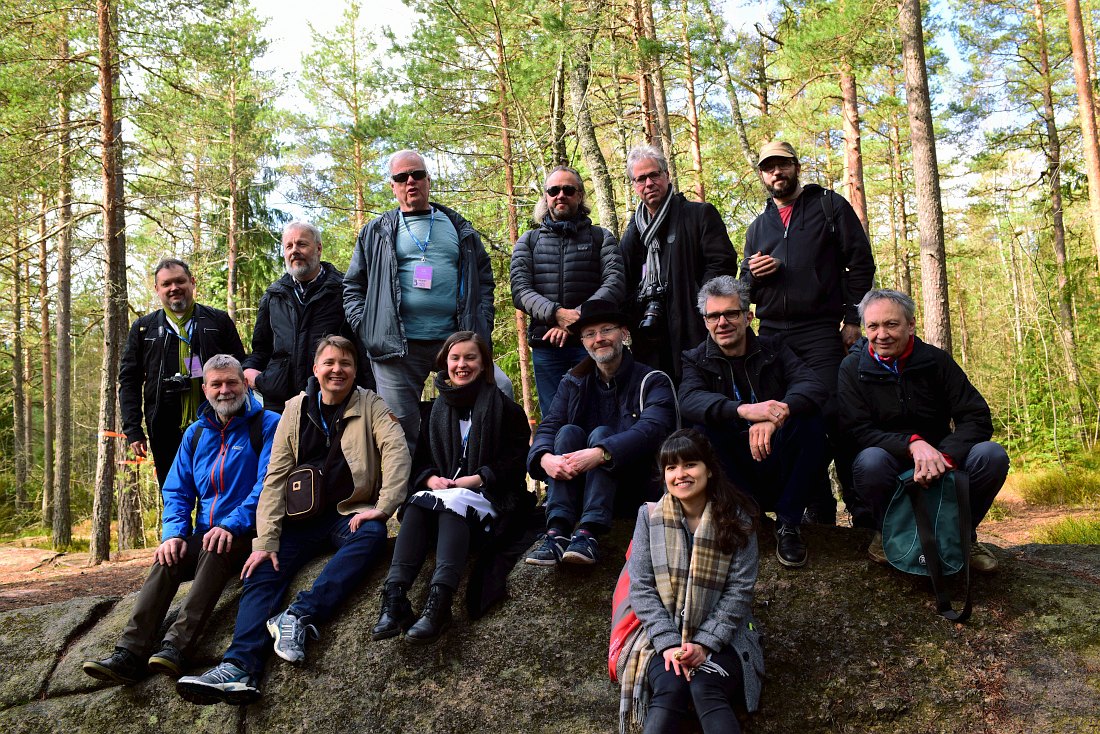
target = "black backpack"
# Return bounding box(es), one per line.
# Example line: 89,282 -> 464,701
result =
189,411 -> 266,456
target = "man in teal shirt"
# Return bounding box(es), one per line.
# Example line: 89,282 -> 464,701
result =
343,149 -> 508,454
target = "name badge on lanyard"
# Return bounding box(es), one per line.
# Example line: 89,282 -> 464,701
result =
402,208 -> 436,290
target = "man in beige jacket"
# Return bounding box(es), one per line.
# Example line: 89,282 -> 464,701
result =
178,336 -> 410,705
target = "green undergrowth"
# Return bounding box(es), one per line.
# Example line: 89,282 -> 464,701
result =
1035,516 -> 1100,545
1015,466 -> 1100,506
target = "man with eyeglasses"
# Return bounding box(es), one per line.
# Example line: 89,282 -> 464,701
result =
620,144 -> 739,382
680,276 -> 828,567
244,221 -> 373,413
742,140 -> 876,527
510,165 -> 626,412
524,300 -> 677,567
343,149 -> 502,455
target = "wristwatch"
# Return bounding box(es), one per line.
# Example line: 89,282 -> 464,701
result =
600,447 -> 612,463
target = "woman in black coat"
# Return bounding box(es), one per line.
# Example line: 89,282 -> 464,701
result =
371,331 -> 531,644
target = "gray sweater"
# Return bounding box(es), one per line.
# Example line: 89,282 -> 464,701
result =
627,503 -> 764,711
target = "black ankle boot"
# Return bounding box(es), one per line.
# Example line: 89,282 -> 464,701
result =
371,583 -> 416,641
405,584 -> 453,645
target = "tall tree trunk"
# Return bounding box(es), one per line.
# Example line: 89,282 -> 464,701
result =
54,24 -> 73,548
91,0 -> 128,564
679,0 -> 704,201
117,461 -> 144,550
641,0 -> 676,185
551,50 -> 568,166
568,0 -> 619,236
953,261 -> 969,368
888,82 -> 912,294
349,15 -> 366,231
1036,0 -> 1088,445
701,0 -> 755,171
192,156 -> 202,253
632,0 -> 657,144
488,0 -> 534,424
38,190 -> 54,526
1065,0 -> 1100,274
22,254 -> 34,486
227,73 -> 239,320
839,62 -> 869,233
898,0 -> 951,352
11,227 -> 27,509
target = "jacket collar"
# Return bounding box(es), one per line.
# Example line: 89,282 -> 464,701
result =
566,347 -> 637,383
272,261 -> 341,297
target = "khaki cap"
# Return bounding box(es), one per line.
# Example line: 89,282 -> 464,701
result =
757,141 -> 799,167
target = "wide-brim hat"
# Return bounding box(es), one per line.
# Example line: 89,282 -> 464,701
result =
756,140 -> 799,168
569,299 -> 631,336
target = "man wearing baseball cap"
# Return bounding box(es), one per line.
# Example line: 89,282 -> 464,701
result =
742,141 -> 876,527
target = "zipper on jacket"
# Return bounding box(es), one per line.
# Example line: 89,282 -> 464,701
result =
207,417 -> 231,529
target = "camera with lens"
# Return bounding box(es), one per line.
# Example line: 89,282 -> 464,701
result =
162,373 -> 193,394
636,283 -> 666,335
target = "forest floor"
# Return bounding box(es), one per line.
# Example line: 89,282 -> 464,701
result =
0,482 -> 1096,614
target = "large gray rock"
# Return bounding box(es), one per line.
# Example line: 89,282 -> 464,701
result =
1,526 -> 1098,733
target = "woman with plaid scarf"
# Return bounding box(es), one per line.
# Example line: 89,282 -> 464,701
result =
619,429 -> 764,733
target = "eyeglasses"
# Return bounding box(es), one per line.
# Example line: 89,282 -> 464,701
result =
632,171 -> 664,184
391,169 -> 428,184
758,159 -> 795,173
545,185 -> 578,197
703,309 -> 746,325
580,325 -> 621,341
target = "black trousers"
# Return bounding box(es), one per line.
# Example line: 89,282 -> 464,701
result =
644,645 -> 744,734
386,504 -> 476,592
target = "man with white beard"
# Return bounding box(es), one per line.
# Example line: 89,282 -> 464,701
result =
83,355 -> 281,685
244,221 -> 373,413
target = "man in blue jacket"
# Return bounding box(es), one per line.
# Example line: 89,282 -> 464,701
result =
679,276 -> 827,567
83,355 -> 280,685
524,300 -> 677,566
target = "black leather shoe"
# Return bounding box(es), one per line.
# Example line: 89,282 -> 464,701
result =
83,647 -> 144,685
148,641 -> 186,678
371,583 -> 416,641
775,523 -> 808,568
405,584 -> 453,645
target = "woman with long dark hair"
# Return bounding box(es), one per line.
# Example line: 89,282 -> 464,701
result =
618,428 -> 763,733
371,331 -> 531,644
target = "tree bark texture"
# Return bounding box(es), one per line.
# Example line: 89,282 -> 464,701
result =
39,189 -> 54,526
53,25 -> 73,549
839,62 -> 868,234
1065,0 -> 1100,274
11,230 -> 27,508
679,0 -> 704,201
898,0 -> 951,353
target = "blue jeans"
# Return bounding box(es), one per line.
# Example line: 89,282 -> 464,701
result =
706,413 -> 827,527
544,424 -> 618,533
531,345 -> 588,416
851,441 -> 1009,539
222,509 -> 387,677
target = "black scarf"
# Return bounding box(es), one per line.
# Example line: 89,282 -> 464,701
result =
429,371 -> 503,481
542,215 -> 578,238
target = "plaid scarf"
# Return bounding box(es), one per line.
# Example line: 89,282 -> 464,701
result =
165,304 -> 200,431
618,494 -> 731,733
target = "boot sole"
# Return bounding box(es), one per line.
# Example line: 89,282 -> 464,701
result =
775,549 -> 807,568
176,681 -> 260,706
147,657 -> 183,678
82,661 -> 139,686
404,624 -> 450,645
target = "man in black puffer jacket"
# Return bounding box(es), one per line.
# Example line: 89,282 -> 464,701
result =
243,221 -> 372,413
511,165 -> 625,412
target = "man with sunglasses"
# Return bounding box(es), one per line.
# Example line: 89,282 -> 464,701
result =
510,165 -> 626,412
679,276 -> 827,567
343,149 -> 499,455
525,300 -> 677,567
742,141 -> 876,527
620,144 -> 739,382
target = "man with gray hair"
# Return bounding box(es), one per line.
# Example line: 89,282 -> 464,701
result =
620,144 -> 739,381
838,289 -> 1008,571
244,221 -> 372,413
679,275 -> 827,567
511,165 -> 625,411
84,355 -> 281,684
344,149 -> 504,455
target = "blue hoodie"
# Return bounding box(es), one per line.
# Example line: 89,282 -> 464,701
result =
161,394 -> 281,540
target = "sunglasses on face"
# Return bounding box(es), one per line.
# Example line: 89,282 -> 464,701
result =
545,185 -> 579,197
391,169 -> 428,184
